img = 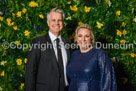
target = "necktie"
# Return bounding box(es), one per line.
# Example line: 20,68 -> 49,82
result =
56,38 -> 65,91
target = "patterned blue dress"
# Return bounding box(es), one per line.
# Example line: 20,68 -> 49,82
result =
67,47 -> 117,91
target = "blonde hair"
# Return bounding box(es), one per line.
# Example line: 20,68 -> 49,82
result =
47,8 -> 65,20
75,24 -> 95,46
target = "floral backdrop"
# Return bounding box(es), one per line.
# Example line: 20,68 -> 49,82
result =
0,0 -> 136,91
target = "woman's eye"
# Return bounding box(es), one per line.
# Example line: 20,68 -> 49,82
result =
85,36 -> 90,37
78,35 -> 82,37
85,35 -> 90,37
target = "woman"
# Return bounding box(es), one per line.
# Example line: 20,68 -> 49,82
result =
67,24 -> 117,91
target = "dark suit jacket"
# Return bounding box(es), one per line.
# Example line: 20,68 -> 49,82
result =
25,34 -> 71,91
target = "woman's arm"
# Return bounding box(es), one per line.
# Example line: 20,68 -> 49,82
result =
98,50 -> 117,91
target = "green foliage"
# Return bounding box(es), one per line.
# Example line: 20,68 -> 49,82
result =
0,0 -> 136,90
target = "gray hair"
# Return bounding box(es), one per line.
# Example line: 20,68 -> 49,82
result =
47,8 -> 65,20
75,24 -> 95,46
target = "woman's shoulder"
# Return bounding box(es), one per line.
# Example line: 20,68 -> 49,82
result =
94,47 -> 111,62
93,47 -> 107,55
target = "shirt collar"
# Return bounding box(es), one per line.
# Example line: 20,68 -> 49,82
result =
49,31 -> 62,42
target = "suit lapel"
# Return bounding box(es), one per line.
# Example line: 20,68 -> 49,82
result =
45,34 -> 59,76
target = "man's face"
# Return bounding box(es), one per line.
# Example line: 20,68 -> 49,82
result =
47,12 -> 63,36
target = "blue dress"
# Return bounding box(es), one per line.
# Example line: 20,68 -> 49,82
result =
67,47 -> 117,91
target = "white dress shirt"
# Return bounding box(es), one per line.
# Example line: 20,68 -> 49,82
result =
49,31 -> 68,86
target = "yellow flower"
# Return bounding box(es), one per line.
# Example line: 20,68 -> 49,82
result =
39,14 -> 44,19
69,33 -> 75,39
1,71 -> 5,76
7,22 -> 12,26
22,8 -> 27,13
111,57 -> 116,63
24,58 -> 27,63
15,41 -> 20,45
70,6 -> 73,10
123,29 -> 127,35
120,40 -> 126,44
117,29 -> 122,37
97,22 -> 103,29
121,77 -> 128,84
67,1 -> 71,4
133,17 -> 136,22
29,1 -> 38,7
0,87 -> 3,91
66,16 -> 71,20
116,11 -> 121,16
106,0 -> 112,7
121,22 -> 126,27
70,5 -> 78,11
6,18 -> 11,23
84,6 -> 91,12
16,58 -> 22,65
24,30 -> 30,36
20,83 -> 24,89
130,53 -> 135,57
1,61 -> 7,65
8,22 -> 14,26
13,25 -> 17,30
73,5 -> 78,11
78,22 -> 84,25
17,11 -> 22,17
11,22 -> 14,25
12,13 -> 15,16
0,16 -> 3,21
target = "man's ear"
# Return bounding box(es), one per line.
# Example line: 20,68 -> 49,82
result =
47,20 -> 49,26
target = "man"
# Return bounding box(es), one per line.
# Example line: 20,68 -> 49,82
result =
25,8 -> 71,91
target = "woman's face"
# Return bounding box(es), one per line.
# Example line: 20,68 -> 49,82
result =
76,28 -> 91,50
